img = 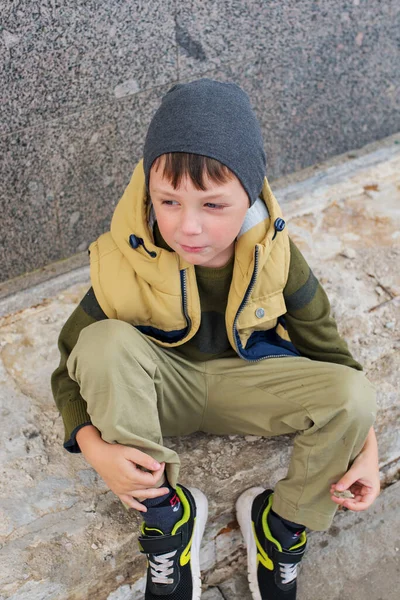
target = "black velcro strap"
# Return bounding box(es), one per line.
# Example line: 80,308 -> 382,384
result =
272,543 -> 306,565
138,532 -> 182,555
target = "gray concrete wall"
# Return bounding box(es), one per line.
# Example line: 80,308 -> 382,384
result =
1,0 -> 399,283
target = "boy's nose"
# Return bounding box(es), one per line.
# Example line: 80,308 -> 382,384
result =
179,213 -> 202,236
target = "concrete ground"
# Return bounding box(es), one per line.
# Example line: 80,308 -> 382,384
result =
203,481 -> 400,600
0,136 -> 399,599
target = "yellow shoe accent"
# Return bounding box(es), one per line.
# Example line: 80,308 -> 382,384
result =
171,484 -> 190,533
261,494 -> 283,552
261,493 -> 307,552
252,521 -> 273,571
180,521 -> 195,566
141,525 -> 164,535
289,531 -> 307,551
257,552 -> 273,570
170,485 -> 195,567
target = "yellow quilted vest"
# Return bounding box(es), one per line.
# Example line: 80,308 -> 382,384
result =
89,160 -> 290,353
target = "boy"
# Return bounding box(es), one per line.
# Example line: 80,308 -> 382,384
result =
52,79 -> 380,600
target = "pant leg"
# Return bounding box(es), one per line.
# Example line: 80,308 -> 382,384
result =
202,356 -> 377,530
67,319 -> 207,487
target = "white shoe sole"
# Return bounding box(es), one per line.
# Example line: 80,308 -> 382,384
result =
236,487 -> 266,600
188,487 -> 208,600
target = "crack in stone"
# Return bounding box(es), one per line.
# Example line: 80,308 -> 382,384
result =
380,457 -> 400,487
0,354 -> 26,394
2,501 -> 84,545
217,587 -> 229,600
368,295 -> 399,313
175,23 -> 207,61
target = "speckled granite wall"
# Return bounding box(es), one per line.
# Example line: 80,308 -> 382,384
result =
1,1 -> 399,282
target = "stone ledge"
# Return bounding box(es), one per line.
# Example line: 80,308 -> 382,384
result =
0,141 -> 399,599
209,481 -> 400,600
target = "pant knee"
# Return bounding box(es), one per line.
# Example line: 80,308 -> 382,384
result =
68,319 -> 141,377
332,368 -> 377,428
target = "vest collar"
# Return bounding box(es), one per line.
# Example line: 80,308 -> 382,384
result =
110,159 -> 285,282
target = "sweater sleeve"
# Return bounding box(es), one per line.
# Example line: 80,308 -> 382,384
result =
51,287 -> 108,453
283,238 -> 363,371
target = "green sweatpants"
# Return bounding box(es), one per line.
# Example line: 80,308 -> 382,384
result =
67,319 -> 377,530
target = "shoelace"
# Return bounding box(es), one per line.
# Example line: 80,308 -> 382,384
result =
279,562 -> 298,585
149,550 -> 177,584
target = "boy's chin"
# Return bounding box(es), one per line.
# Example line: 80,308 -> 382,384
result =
183,252 -> 232,269
176,252 -> 208,265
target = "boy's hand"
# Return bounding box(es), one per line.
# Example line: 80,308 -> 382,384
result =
330,427 -> 380,512
76,425 -> 169,511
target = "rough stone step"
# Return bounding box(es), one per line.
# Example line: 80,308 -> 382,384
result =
202,589 -> 225,600
0,140 -> 399,599
215,481 -> 400,600
105,482 -> 400,599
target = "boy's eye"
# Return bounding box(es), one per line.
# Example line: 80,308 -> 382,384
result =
205,203 -> 224,209
161,200 -> 224,209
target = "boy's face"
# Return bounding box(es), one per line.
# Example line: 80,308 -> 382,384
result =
149,159 -> 249,268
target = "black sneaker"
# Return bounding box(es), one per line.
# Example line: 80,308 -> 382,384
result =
236,487 -> 307,600
138,484 -> 208,599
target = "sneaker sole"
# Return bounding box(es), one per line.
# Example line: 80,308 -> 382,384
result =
236,486 -> 266,600
188,487 -> 208,600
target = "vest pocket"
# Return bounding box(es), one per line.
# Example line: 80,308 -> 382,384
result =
236,291 -> 286,348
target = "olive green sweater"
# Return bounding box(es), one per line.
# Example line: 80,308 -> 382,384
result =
51,236 -> 362,453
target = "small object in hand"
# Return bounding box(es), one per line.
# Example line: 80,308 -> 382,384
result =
333,490 -> 355,499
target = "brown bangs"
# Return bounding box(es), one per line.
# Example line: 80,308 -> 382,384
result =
151,152 -> 235,191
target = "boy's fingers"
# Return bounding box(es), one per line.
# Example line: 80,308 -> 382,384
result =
334,471 -> 358,492
119,494 -> 147,512
133,487 -> 170,501
342,490 -> 376,511
131,465 -> 166,487
125,448 -> 163,471
342,499 -> 368,511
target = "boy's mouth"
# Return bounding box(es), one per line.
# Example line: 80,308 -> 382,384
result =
179,244 -> 207,253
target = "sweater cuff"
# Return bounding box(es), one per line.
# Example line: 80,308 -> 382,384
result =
64,422 -> 92,453
62,398 -> 92,453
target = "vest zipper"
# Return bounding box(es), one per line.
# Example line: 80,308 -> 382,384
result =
233,246 -> 291,363
180,269 -> 191,330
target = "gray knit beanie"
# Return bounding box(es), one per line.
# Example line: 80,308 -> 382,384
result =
143,78 -> 266,206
